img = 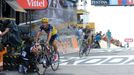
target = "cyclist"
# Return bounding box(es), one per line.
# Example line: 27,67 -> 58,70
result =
83,25 -> 92,46
35,18 -> 58,61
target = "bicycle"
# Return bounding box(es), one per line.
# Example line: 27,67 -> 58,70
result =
33,42 -> 60,75
79,39 -> 91,58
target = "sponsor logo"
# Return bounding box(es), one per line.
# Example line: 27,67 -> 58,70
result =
17,0 -> 48,9
91,0 -> 109,5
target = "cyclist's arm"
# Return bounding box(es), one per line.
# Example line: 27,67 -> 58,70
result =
46,32 -> 52,43
35,31 -> 41,42
46,25 -> 53,43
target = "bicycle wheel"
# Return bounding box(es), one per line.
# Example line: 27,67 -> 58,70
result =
36,54 -> 46,75
85,47 -> 91,56
79,45 -> 84,58
79,43 -> 86,58
51,51 -> 60,71
36,63 -> 46,75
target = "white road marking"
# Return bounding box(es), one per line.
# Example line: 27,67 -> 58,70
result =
85,59 -> 102,64
73,58 -> 87,65
60,55 -> 134,65
91,48 -> 134,53
109,58 -> 124,63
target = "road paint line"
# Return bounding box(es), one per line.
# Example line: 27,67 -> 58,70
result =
85,59 -> 104,64
59,55 -> 134,65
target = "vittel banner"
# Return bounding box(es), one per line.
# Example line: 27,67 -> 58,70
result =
17,0 -> 48,9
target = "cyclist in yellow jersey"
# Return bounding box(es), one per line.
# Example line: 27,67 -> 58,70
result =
35,18 -> 58,55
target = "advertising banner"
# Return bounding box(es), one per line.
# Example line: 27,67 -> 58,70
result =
109,0 -> 118,5
122,0 -> 127,5
17,0 -> 48,9
91,0 -> 109,6
124,38 -> 133,42
92,0 -> 134,6
127,0 -> 134,5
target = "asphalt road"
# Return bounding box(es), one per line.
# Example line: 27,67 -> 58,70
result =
1,47 -> 134,75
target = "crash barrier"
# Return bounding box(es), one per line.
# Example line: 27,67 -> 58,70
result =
57,35 -> 79,54
102,36 -> 122,47
0,47 -> 7,71
3,54 -> 36,72
3,54 -> 19,71
100,40 -> 120,48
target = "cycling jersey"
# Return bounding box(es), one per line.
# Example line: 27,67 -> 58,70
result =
83,28 -> 91,39
40,24 -> 57,36
40,24 -> 58,44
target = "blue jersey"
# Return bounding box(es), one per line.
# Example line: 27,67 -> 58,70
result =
40,24 -> 57,35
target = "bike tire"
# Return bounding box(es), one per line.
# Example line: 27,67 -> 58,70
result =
79,46 -> 84,58
51,51 -> 60,71
36,52 -> 47,75
79,43 -> 86,58
85,48 -> 90,56
36,63 -> 46,75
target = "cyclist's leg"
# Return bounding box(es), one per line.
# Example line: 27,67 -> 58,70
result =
49,34 -> 59,61
52,40 -> 58,52
49,35 -> 60,71
49,34 -> 58,52
88,36 -> 92,48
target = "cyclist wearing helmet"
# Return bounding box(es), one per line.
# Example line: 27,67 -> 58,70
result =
83,25 -> 92,45
35,18 -> 58,58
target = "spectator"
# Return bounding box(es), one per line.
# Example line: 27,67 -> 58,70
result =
126,42 -> 129,48
29,23 -> 38,37
99,31 -> 102,38
76,27 -> 83,46
0,19 -> 11,46
94,32 -> 101,48
0,19 -> 21,48
77,27 -> 83,39
106,29 -> 112,48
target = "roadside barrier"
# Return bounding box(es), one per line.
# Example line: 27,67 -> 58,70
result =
57,35 -> 79,54
3,54 -> 19,71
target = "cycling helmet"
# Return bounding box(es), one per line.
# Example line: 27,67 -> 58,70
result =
41,18 -> 49,23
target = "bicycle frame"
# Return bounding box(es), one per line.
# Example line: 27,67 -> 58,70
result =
35,43 -> 59,75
